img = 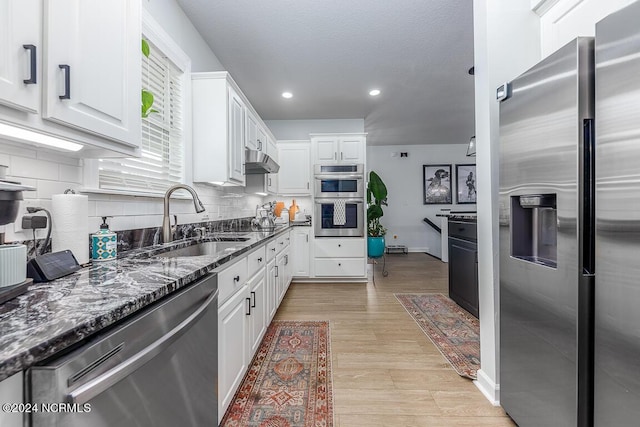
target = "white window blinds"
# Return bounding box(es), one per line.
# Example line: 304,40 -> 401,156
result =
98,38 -> 184,193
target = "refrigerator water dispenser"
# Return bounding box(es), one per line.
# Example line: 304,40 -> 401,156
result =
511,194 -> 557,268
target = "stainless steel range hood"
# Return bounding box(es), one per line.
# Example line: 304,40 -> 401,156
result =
245,148 -> 280,174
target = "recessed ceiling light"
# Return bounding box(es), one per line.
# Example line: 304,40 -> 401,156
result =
369,89 -> 381,96
281,92 -> 293,99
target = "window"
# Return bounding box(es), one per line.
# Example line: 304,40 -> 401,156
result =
94,14 -> 190,195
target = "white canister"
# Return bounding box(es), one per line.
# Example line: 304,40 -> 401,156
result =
0,244 -> 27,287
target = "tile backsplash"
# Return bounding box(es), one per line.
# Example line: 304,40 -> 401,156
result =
0,142 -> 264,243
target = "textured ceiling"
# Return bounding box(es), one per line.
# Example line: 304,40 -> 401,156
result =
176,0 -> 475,146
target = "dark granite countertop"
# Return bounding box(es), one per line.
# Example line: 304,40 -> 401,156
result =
0,225 -> 291,381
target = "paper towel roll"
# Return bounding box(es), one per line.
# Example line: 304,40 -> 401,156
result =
52,193 -> 89,264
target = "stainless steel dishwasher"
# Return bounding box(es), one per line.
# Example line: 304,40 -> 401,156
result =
28,274 -> 218,427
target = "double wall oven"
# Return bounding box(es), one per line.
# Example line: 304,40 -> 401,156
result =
314,164 -> 365,237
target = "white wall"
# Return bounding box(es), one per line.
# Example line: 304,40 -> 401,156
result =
0,0 -> 266,243
367,144 -> 474,255
537,0 -> 637,57
473,0 -> 541,405
142,0 -> 225,72
265,119 -> 365,140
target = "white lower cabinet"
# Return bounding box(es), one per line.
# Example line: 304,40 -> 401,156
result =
218,283 -> 249,421
218,232 -> 292,421
291,227 -> 311,277
313,237 -> 366,279
248,270 -> 267,356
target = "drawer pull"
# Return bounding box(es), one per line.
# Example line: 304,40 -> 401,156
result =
233,275 -> 240,282
338,244 -> 341,247
257,257 -> 263,262
250,291 -> 256,308
246,297 -> 251,315
280,241 -> 284,245
271,247 -> 276,252
338,263 -> 342,266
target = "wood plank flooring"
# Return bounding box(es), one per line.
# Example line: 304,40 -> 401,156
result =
274,253 -> 515,427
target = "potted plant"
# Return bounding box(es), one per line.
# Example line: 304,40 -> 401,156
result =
367,170 -> 387,258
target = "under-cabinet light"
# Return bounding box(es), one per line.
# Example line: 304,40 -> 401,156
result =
0,123 -> 83,152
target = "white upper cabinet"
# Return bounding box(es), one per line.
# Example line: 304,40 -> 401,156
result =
0,0 -> 41,113
266,134 -> 278,161
257,125 -> 267,153
277,141 -> 311,195
42,0 -> 141,148
311,133 -> 366,165
192,72 -> 246,186
246,108 -> 258,150
228,86 -> 245,183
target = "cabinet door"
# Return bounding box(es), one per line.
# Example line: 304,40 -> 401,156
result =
314,137 -> 338,164
257,126 -> 267,153
291,228 -> 310,277
248,272 -> 267,355
267,258 -> 278,321
266,135 -> 278,161
245,109 -> 258,150
448,239 -> 479,318
277,143 -> 311,195
218,286 -> 249,418
283,247 -> 292,293
339,137 -> 364,163
266,173 -> 278,194
42,0 -> 140,148
228,86 -> 245,184
0,0 -> 40,113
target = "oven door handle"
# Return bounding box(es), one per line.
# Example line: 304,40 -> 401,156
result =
314,174 -> 363,180
67,289 -> 219,405
315,199 -> 363,204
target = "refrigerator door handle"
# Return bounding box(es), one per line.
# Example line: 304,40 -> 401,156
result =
582,118 -> 596,274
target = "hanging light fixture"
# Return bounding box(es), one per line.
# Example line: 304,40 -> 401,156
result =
466,136 -> 476,157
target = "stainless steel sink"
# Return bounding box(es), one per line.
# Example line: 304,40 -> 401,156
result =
156,240 -> 249,258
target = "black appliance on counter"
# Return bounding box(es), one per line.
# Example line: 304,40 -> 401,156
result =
448,216 -> 478,318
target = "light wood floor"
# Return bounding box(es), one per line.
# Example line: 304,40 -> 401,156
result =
275,253 -> 515,427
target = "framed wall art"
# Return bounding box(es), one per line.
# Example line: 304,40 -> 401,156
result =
456,164 -> 477,204
423,164 -> 452,204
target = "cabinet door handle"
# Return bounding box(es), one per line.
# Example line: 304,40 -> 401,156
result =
58,64 -> 71,99
257,257 -> 263,262
275,266 -> 279,277
251,291 -> 256,308
268,177 -> 272,186
307,182 -> 310,189
246,297 -> 251,315
23,44 -> 37,84
341,152 -> 344,160
285,254 -> 288,265
338,244 -> 341,247
233,275 -> 240,282
334,152 -> 337,160
338,263 -> 342,266
257,139 -> 262,151
271,247 -> 276,252
306,234 -> 308,242
280,241 -> 284,245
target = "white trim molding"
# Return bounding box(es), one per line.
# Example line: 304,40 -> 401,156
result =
531,0 -> 561,16
474,368 -> 501,406
473,369 -> 500,406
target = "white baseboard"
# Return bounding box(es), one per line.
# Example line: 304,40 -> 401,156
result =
474,369 -> 501,406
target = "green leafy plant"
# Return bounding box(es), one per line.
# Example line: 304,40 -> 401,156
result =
141,39 -> 158,118
367,170 -> 388,237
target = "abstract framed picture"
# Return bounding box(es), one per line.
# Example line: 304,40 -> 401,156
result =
423,164 -> 452,204
456,164 -> 477,204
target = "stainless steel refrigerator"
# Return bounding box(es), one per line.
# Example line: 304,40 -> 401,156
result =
499,2 -> 640,425
594,2 -> 640,426
498,37 -> 595,427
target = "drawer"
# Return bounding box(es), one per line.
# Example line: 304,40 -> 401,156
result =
314,238 -> 364,258
266,240 -> 278,261
276,234 -> 288,253
217,257 -> 248,305
247,246 -> 267,278
314,258 -> 365,277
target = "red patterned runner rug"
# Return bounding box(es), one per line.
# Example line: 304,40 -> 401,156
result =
220,320 -> 333,427
395,293 -> 480,379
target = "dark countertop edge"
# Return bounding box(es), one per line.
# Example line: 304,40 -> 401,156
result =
0,226 -> 291,382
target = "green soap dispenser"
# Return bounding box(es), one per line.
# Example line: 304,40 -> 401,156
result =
91,217 -> 117,261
